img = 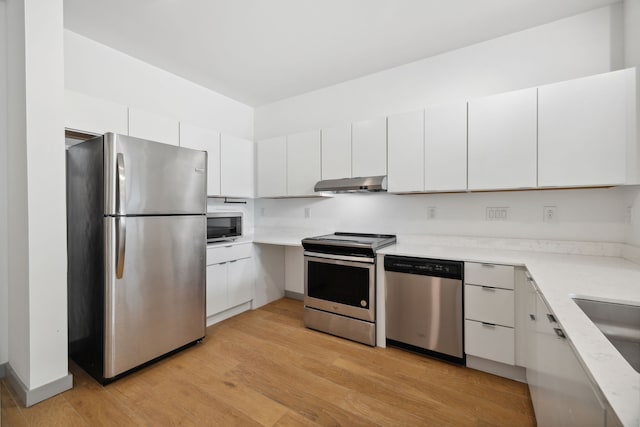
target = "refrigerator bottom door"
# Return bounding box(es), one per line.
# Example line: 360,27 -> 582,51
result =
104,215 -> 205,378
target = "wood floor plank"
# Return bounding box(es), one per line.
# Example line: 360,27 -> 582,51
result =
1,298 -> 537,426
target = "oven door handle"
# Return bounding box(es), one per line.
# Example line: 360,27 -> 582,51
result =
304,251 -> 375,264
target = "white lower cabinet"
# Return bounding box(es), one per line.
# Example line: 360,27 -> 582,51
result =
525,277 -> 606,427
464,262 -> 515,365
206,243 -> 254,319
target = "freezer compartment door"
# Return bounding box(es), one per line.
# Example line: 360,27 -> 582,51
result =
104,215 -> 206,378
104,133 -> 206,215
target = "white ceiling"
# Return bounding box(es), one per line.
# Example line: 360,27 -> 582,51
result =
63,0 -> 620,107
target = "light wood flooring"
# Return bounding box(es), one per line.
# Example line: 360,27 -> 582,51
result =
1,298 -> 536,426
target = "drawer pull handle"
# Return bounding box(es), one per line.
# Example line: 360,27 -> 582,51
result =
481,322 -> 496,328
529,314 -> 536,321
481,286 -> 495,291
553,328 -> 566,339
480,264 -> 495,268
546,314 -> 557,323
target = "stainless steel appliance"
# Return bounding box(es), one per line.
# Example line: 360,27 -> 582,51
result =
207,211 -> 242,243
66,132 -> 207,384
385,256 -> 465,364
314,175 -> 387,193
302,232 -> 396,346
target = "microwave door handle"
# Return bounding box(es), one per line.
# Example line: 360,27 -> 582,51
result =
116,217 -> 126,279
116,152 -> 126,215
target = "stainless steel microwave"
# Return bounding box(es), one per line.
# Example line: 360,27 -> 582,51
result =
206,212 -> 242,243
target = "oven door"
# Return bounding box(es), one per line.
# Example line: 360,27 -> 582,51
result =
304,252 -> 375,322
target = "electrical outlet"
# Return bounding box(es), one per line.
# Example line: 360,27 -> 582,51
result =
304,207 -> 311,219
486,207 -> 508,221
427,206 -> 436,220
626,206 -> 633,224
260,207 -> 265,217
543,206 -> 557,223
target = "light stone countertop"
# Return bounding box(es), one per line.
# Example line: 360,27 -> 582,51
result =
378,242 -> 640,427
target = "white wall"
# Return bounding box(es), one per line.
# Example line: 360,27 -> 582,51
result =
7,0 -> 68,389
255,6 -> 621,140
256,188 -> 633,243
64,30 -> 254,140
0,0 -> 9,367
625,0 -> 640,246
253,6 -> 640,246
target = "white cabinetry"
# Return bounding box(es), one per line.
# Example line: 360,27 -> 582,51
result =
538,68 -> 636,187
287,130 -> 321,197
526,280 -> 606,427
464,263 -> 515,365
221,135 -> 254,198
128,108 -> 180,146
387,110 -> 424,192
321,124 -> 352,179
257,136 -> 287,197
468,88 -> 537,190
64,90 -> 128,135
425,102 -> 467,192
352,117 -> 387,177
179,122 -> 221,196
205,243 -> 254,322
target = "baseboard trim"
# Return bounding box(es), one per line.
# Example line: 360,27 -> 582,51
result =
0,362 -> 6,378
206,301 -> 252,327
5,364 -> 73,407
284,291 -> 304,301
466,355 -> 527,383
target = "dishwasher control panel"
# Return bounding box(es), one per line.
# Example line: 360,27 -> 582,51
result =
384,255 -> 463,280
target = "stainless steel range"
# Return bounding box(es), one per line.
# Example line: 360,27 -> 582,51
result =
302,232 -> 396,346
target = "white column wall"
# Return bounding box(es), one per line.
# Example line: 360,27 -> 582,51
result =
0,0 -> 9,367
7,0 -> 68,389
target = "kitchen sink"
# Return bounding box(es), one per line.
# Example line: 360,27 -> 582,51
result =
573,298 -> 640,373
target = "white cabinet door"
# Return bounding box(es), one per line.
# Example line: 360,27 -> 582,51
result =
468,88 -> 537,190
206,263 -> 227,317
321,124 -> 352,179
352,117 -> 387,177
538,69 -> 633,187
257,136 -> 287,197
221,134 -> 254,198
179,122 -> 221,196
287,130 -> 321,196
387,110 -> 424,192
425,102 -> 467,192
128,108 -> 180,146
64,90 -> 128,135
228,257 -> 254,307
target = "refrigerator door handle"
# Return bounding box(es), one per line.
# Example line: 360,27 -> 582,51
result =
116,152 -> 126,215
116,216 -> 126,279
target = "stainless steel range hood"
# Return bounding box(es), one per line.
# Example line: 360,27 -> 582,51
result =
314,176 -> 387,193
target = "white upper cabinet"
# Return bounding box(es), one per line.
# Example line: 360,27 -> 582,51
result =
221,135 -> 255,198
179,122 -> 221,196
538,68 -> 635,187
257,136 -> 287,197
321,124 -> 352,179
352,117 -> 387,177
425,102 -> 468,192
287,130 -> 321,196
468,88 -> 537,190
128,108 -> 180,146
387,110 -> 424,192
64,90 -> 128,135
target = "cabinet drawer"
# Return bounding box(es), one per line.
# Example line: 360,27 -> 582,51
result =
207,243 -> 252,265
465,284 -> 514,327
465,320 -> 515,365
465,263 -> 514,289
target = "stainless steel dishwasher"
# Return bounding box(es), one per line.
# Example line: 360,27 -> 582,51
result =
385,255 -> 465,365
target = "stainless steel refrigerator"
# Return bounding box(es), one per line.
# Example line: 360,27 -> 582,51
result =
67,132 -> 206,384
